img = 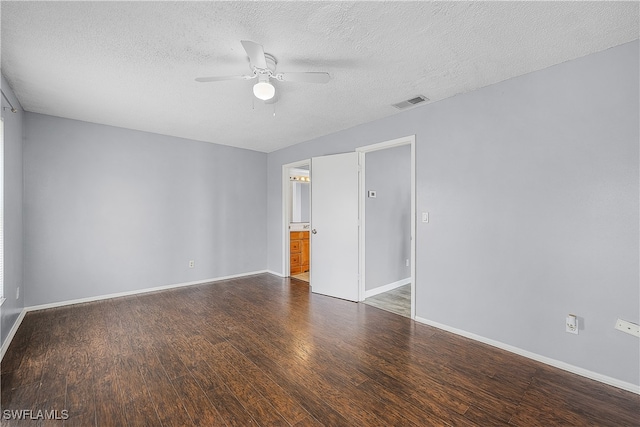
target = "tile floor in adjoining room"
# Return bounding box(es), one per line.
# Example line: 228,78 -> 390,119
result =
363,284 -> 411,318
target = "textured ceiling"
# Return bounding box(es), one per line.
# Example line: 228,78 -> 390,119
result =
1,2 -> 638,153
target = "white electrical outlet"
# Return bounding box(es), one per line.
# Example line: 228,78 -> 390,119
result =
566,314 -> 578,334
615,319 -> 640,338
405,259 -> 409,267
188,260 -> 195,268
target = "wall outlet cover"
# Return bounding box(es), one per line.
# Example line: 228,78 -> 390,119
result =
615,319 -> 640,338
566,315 -> 578,334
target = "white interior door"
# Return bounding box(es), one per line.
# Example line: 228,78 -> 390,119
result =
310,152 -> 359,301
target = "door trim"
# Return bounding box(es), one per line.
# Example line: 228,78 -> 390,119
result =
356,135 -> 416,319
282,159 -> 311,278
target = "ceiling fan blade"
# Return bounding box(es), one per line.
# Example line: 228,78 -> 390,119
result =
240,40 -> 267,69
195,75 -> 253,82
277,72 -> 331,84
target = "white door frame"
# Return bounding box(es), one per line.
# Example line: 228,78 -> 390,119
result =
356,135 -> 416,319
281,159 -> 311,277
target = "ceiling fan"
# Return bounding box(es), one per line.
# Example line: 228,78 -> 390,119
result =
196,40 -> 331,101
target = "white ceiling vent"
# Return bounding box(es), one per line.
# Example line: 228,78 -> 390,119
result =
392,95 -> 429,110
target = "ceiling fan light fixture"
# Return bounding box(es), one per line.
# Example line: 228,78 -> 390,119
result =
253,81 -> 275,100
196,41 -> 330,105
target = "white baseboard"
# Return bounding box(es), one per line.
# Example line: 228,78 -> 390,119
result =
2,270 -> 271,362
25,270 -> 268,312
365,277 -> 411,299
0,308 -> 27,362
414,316 -> 640,395
267,270 -> 286,278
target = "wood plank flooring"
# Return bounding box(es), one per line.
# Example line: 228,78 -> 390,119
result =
364,284 -> 411,318
1,273 -> 638,426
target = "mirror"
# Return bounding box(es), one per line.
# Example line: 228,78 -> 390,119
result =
290,166 -> 310,223
291,181 -> 310,223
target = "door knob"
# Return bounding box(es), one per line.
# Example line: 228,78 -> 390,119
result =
311,229 -> 317,234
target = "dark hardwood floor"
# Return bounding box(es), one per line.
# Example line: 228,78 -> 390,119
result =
2,273 -> 638,426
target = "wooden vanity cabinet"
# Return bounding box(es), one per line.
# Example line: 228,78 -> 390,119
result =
290,231 -> 310,275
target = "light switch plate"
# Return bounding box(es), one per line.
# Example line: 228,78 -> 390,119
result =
368,190 -> 377,198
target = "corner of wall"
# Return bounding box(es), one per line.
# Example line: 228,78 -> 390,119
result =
0,73 -> 26,353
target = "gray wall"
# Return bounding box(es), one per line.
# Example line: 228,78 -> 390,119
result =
365,145 -> 411,291
1,74 -> 25,347
24,113 -> 267,306
267,41 -> 639,386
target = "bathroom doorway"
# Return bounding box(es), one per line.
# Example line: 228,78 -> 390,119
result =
282,160 -> 311,282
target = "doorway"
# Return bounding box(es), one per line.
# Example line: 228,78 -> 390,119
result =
358,136 -> 416,319
282,160 -> 311,282
280,135 -> 415,318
